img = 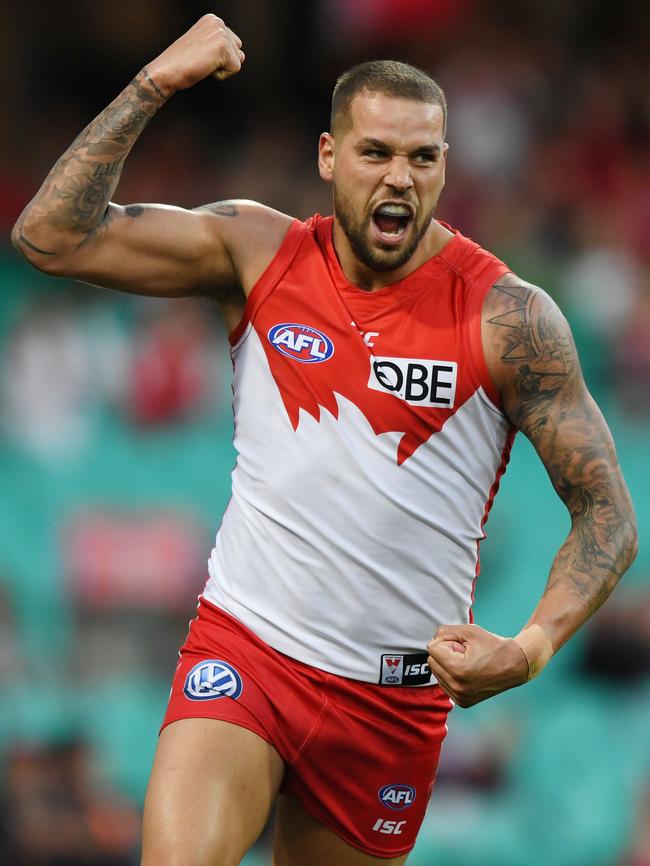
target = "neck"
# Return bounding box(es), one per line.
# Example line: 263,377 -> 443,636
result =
331,218 -> 454,292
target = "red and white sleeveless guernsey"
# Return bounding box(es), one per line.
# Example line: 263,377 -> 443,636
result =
204,215 -> 515,685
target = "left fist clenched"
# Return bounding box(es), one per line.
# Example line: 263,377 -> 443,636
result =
427,623 -> 529,708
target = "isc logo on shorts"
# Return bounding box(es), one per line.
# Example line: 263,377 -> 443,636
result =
378,784 -> 416,810
368,356 -> 457,407
372,818 -> 408,835
268,323 -> 334,363
183,659 -> 243,701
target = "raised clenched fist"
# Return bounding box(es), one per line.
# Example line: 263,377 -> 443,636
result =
146,14 -> 245,95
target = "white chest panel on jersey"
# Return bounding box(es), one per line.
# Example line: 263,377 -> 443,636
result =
204,325 -> 511,684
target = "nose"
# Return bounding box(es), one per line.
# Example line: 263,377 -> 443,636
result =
384,156 -> 413,192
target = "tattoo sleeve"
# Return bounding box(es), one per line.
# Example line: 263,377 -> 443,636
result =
485,274 -> 637,649
14,68 -> 168,253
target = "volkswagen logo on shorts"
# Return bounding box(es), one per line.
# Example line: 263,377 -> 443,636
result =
378,784 -> 416,811
183,659 -> 243,701
268,323 -> 334,363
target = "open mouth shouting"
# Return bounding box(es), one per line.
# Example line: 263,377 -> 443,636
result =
371,201 -> 415,246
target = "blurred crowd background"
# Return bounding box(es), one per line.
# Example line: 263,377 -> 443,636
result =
1,0 -> 649,864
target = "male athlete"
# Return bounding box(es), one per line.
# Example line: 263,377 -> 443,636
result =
13,14 -> 637,866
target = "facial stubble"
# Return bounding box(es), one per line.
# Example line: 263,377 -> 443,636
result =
333,185 -> 435,273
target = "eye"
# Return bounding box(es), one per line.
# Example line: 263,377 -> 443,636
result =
363,149 -> 389,159
412,152 -> 436,164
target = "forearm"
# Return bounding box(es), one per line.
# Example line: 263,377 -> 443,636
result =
12,68 -> 168,259
426,505 -> 637,705
524,506 -> 638,653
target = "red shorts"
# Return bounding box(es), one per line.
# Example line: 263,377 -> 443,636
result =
162,597 -> 452,858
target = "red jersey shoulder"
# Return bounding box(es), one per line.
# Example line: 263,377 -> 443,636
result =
239,216 -> 510,464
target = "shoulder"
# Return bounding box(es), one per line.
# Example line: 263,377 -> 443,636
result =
480,271 -> 581,431
193,199 -> 295,295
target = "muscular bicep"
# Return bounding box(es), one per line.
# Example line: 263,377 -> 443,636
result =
33,198 -> 290,301
482,274 -> 630,525
42,200 -> 236,298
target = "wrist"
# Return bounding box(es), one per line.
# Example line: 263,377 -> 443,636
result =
513,624 -> 554,680
140,65 -> 174,101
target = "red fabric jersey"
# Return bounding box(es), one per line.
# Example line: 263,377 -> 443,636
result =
205,215 -> 515,683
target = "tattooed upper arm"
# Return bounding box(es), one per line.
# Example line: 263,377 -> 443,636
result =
482,273 -> 637,601
15,196 -> 290,303
482,273 -> 579,436
483,271 -> 605,499
12,56 -> 291,301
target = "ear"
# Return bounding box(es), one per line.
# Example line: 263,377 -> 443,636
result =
318,132 -> 335,182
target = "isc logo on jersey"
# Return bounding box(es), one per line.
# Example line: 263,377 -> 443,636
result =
368,356 -> 457,407
268,323 -> 334,363
378,784 -> 416,811
183,659 -> 243,701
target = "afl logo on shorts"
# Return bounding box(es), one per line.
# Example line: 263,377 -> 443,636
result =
268,323 -> 334,363
183,660 -> 243,701
379,784 -> 416,811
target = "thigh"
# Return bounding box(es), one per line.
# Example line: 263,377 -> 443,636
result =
142,718 -> 284,866
272,795 -> 409,866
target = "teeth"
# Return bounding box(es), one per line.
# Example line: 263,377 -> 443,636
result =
376,204 -> 410,216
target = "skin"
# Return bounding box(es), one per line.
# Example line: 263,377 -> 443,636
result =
427,274 -> 637,706
142,719 -> 284,866
318,92 -> 451,287
12,11 -> 637,863
11,16 -> 289,333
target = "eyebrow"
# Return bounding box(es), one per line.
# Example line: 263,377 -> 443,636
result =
356,137 -> 441,157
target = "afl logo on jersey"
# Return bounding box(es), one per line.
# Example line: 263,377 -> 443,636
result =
379,784 -> 416,811
183,659 -> 243,701
268,323 -> 334,363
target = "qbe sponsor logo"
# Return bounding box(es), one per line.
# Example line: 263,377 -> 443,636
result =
268,323 -> 334,363
368,356 -> 457,407
372,818 -> 408,835
183,659 -> 243,701
379,784 -> 416,811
